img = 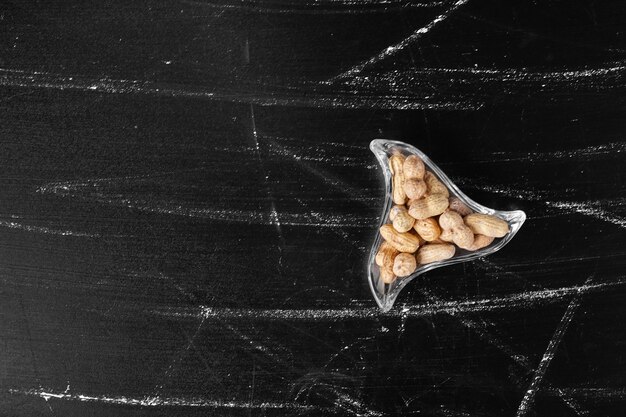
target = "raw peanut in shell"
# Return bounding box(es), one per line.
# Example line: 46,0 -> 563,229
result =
438,210 -> 475,250
379,224 -> 420,253
416,243 -> 456,264
408,193 -> 449,220
413,217 -> 442,241
379,253 -> 393,270
389,205 -> 399,221
380,268 -> 396,284
410,228 -> 427,246
439,229 -> 454,243
403,178 -> 427,200
467,234 -> 494,251
465,213 -> 510,238
424,171 -> 449,198
389,205 -> 415,233
388,153 -> 404,175
448,196 -> 473,217
393,253 -> 417,277
403,155 -> 425,180
407,198 -> 420,207
375,241 -> 399,267
389,154 -> 407,205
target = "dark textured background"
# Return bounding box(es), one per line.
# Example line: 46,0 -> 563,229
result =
1,0 -> 625,416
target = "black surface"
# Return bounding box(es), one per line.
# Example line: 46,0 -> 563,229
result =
1,1 -> 626,416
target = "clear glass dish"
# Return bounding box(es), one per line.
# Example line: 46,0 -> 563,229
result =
368,139 -> 526,311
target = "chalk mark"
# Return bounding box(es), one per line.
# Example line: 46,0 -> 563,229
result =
264,136 -> 376,204
183,0 -> 447,14
329,0 -> 472,80
486,141 -> 626,163
516,279 -> 587,417
0,67 -> 475,110
150,277 -> 626,321
419,288 -> 589,416
37,175 -> 376,229
0,219 -> 99,238
459,179 -> 626,230
9,387 -> 314,409
544,387 -> 626,402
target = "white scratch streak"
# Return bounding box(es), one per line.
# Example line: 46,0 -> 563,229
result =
331,0 -> 471,80
546,201 -> 626,228
9,387 -> 313,409
151,278 -> 626,321
516,295 -> 582,417
0,220 -> 98,238
460,180 -> 626,230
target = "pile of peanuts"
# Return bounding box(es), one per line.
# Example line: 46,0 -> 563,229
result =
375,151 -> 511,284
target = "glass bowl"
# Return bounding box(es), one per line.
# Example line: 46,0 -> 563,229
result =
368,139 -> 526,311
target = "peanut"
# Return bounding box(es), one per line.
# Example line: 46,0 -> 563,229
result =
403,155 -> 425,180
402,155 -> 427,200
389,205 -> 415,233
448,196 -> 472,217
380,268 -> 396,284
407,198 -> 420,207
467,234 -> 494,251
389,154 -> 406,205
375,241 -> 399,267
438,210 -> 474,250
464,213 -> 509,238
377,240 -> 399,284
439,229 -> 454,243
393,252 -> 417,277
408,193 -> 449,220
413,217 -> 441,242
416,243 -> 455,264
430,237 -> 447,244
424,171 -> 449,198
410,229 -> 427,246
380,224 -> 420,253
403,178 -> 427,200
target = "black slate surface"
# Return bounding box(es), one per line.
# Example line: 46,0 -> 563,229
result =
1,1 -> 625,416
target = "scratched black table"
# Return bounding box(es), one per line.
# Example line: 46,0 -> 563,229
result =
1,1 -> 625,416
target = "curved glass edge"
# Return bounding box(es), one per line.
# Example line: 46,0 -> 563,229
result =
368,139 -> 527,312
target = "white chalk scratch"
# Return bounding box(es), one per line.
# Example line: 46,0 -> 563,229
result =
0,219 -> 98,238
341,60 -> 626,88
331,61 -> 626,108
460,179 -> 626,230
0,67 -> 475,110
412,61 -> 626,78
224,323 -> 283,361
545,387 -> 626,401
322,336 -> 377,370
9,387 -> 313,409
184,0 -> 447,14
249,104 -> 285,243
36,172 -> 180,194
546,201 -> 626,229
488,141 -> 626,163
516,293 -> 583,417
264,134 -> 371,152
37,177 -> 375,228
420,282 -> 589,416
330,0 -> 472,80
265,137 -> 376,203
333,392 -> 383,417
263,135 -> 376,169
153,316 -> 209,395
151,278 -> 626,321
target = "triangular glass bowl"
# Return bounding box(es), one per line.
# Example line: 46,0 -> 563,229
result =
368,139 -> 526,311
